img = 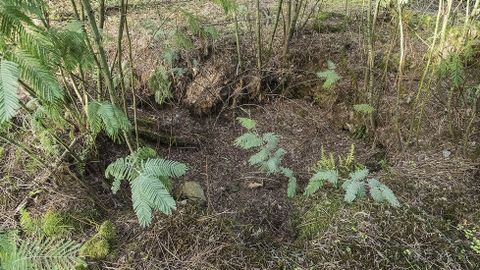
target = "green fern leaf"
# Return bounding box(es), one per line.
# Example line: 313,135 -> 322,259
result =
262,132 -> 279,151
367,178 -> 400,207
304,169 -> 338,196
111,178 -> 122,194
348,168 -> 369,182
248,148 -> 268,165
234,132 -> 263,149
131,173 -> 176,227
381,185 -> 400,208
141,158 -> 188,178
0,59 -> 19,123
264,148 -> 286,174
237,117 -> 256,130
344,180 -> 363,203
88,101 -> 131,142
367,178 -> 384,202
13,49 -> 63,107
317,61 -> 341,90
287,175 -> 297,198
2,232 -> 83,270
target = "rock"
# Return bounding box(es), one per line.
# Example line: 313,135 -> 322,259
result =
179,181 -> 206,202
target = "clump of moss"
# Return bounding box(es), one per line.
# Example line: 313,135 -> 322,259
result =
20,209 -> 72,237
80,221 -> 117,260
20,209 -> 40,235
42,209 -> 72,237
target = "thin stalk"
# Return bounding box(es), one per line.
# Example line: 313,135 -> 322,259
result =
255,0 -> 262,69
268,0 -> 284,54
283,0 -> 292,59
410,0 -> 444,137
117,0 -> 128,115
233,10 -> 242,75
99,0 -> 106,29
81,0 -> 116,104
125,2 -> 139,149
394,0 -> 405,146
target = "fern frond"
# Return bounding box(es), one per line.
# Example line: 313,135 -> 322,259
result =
367,178 -> 400,207
2,233 -> 83,270
0,59 -> 19,123
88,101 -> 131,142
237,117 -> 256,130
262,132 -> 279,151
304,169 -> 339,196
348,168 -> 369,182
343,180 -> 365,203
248,148 -> 268,166
50,21 -> 94,71
131,173 -> 176,227
141,158 -> 188,178
317,60 -> 341,90
264,148 -> 286,174
12,49 -> 63,106
234,132 -> 263,149
287,176 -> 297,198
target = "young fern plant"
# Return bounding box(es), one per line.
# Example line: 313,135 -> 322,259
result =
234,117 -> 297,197
0,230 -> 84,270
304,147 -> 400,207
105,147 -> 188,227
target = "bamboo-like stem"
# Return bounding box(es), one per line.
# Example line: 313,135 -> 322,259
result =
364,0 -> 374,115
124,1 -> 139,149
81,0 -> 116,104
117,0 -> 128,115
255,0 -> 262,69
282,0 -> 292,59
394,0 -> 405,146
410,0 -> 444,138
99,0 -> 106,29
233,10 -> 242,75
268,0 -> 284,54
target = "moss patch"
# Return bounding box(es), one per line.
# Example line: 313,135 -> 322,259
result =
42,209 -> 73,237
80,220 -> 117,260
20,209 -> 73,237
